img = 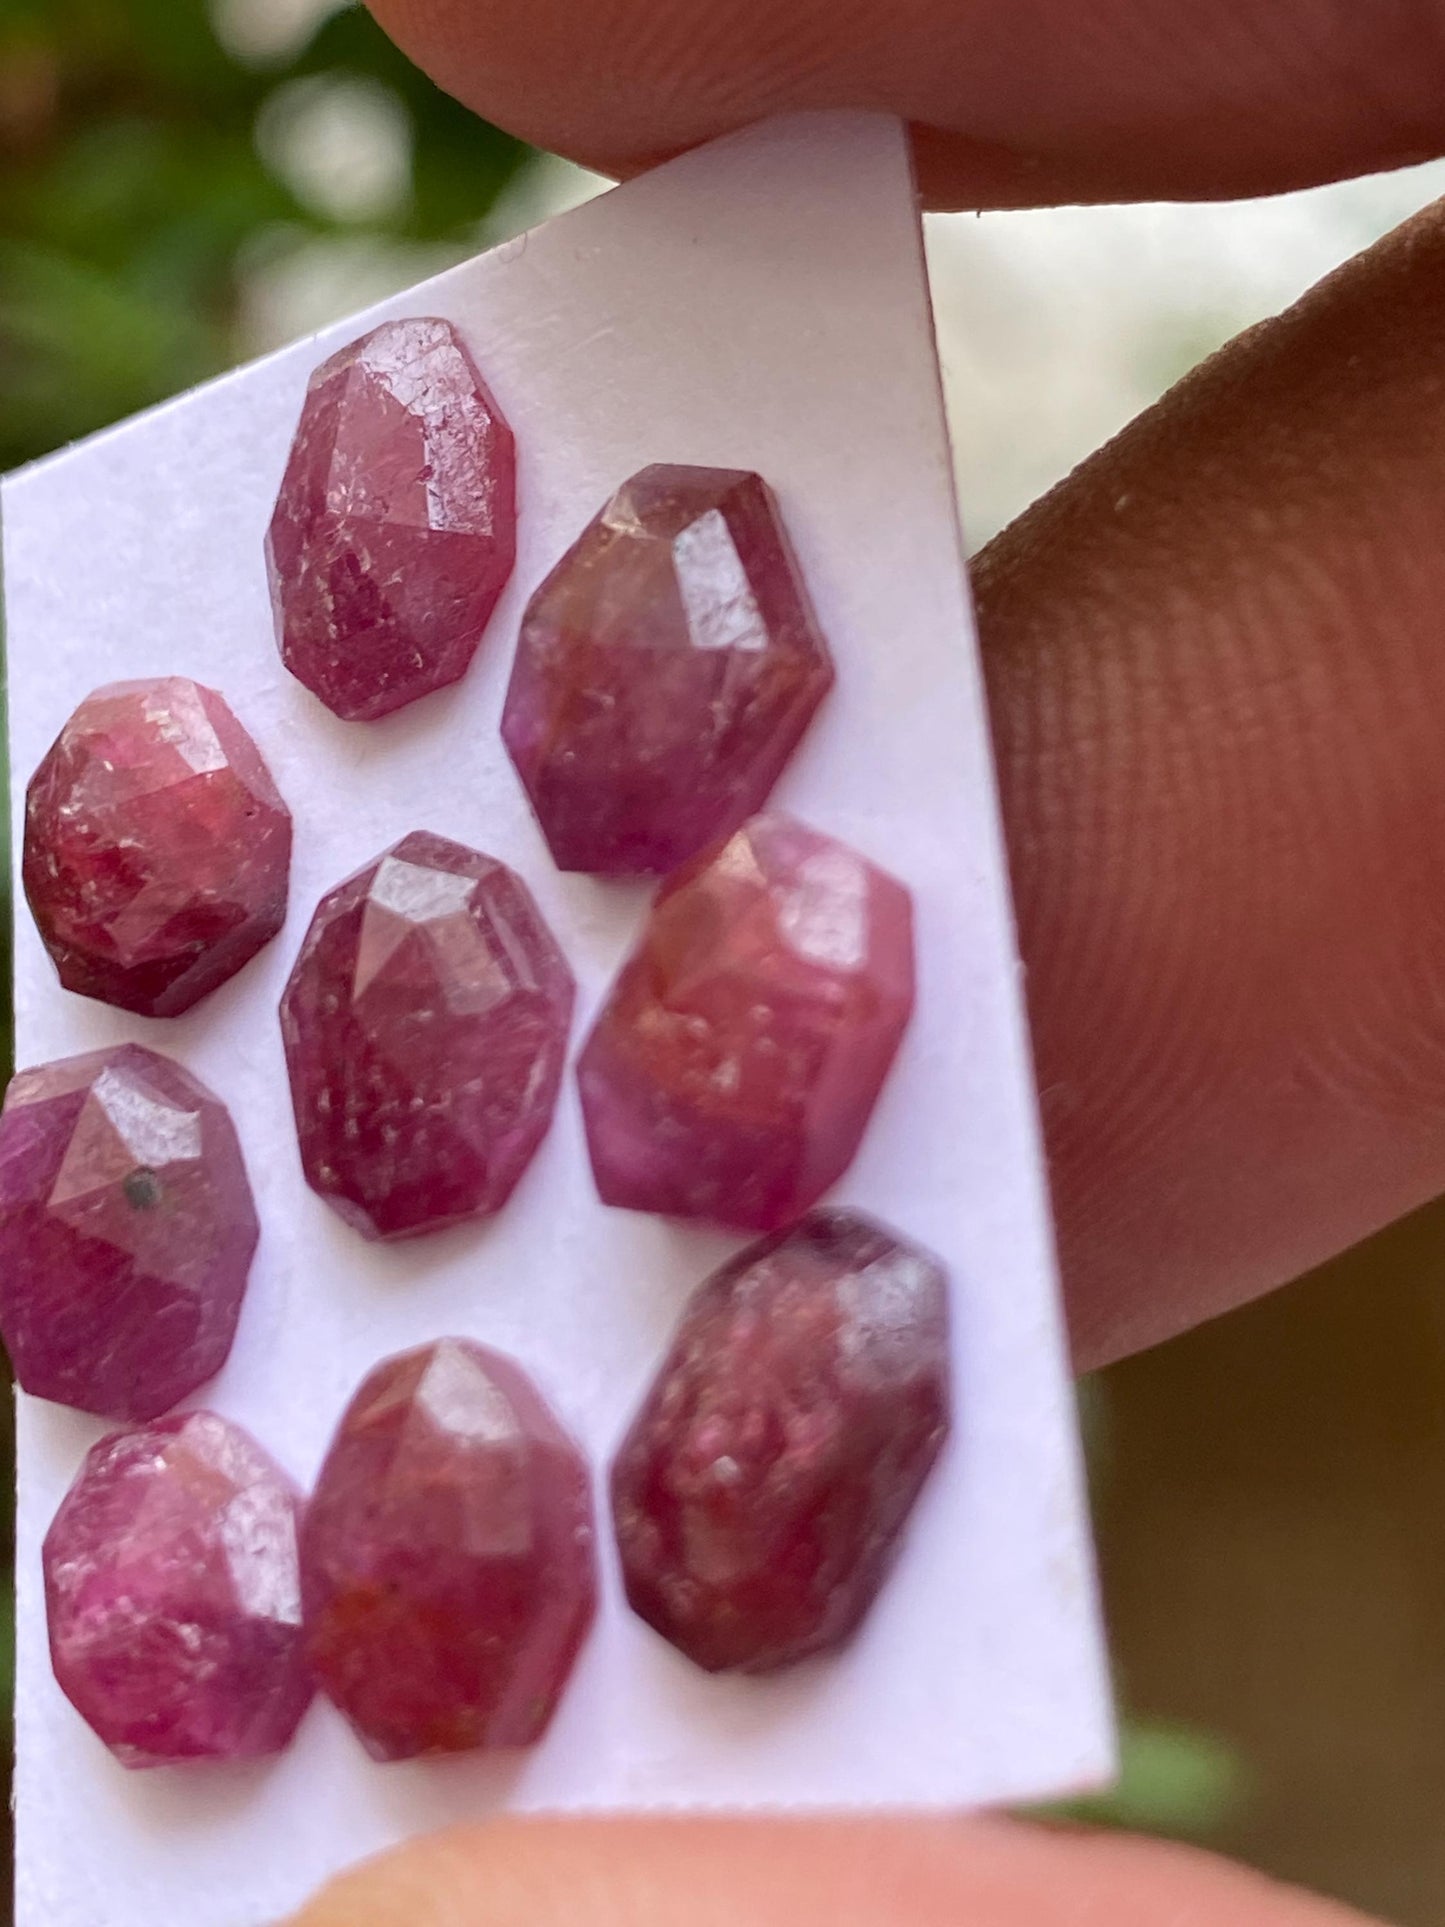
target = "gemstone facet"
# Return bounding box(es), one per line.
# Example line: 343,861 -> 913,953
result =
578,814 -> 914,1231
24,677 -> 292,1018
612,1209 -> 950,1673
0,1045 -> 259,1421
502,465 -> 833,874
280,832 -> 574,1241
266,316 -> 517,721
45,1411 -> 311,1768
302,1338 -> 596,1760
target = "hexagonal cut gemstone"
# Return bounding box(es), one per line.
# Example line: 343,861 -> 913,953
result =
578,814 -> 914,1231
611,1209 -> 950,1673
0,1044 -> 258,1421
45,1411 -> 311,1768
303,1338 -> 596,1760
23,677 -> 292,1018
280,832 -> 575,1241
266,316 -> 517,721
501,465 -> 833,874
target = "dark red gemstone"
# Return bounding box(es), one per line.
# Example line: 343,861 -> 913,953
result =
0,1044 -> 258,1421
501,465 -> 833,874
280,832 -> 574,1241
266,316 -> 517,721
302,1338 -> 597,1760
23,677 -> 292,1018
611,1209 -> 950,1673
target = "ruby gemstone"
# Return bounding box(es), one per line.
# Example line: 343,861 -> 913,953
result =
611,1208 -> 950,1673
45,1411 -> 311,1768
302,1338 -> 596,1760
280,832 -> 574,1241
578,814 -> 914,1231
23,677 -> 292,1018
0,1045 -> 258,1421
266,316 -> 517,722
501,465 -> 833,874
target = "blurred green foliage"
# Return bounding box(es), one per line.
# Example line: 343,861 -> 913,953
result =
1043,1717 -> 1249,1839
0,0 -> 533,471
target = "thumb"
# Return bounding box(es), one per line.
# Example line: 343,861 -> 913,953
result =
285,1815 -> 1377,1926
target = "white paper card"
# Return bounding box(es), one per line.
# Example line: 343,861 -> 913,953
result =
2,110 -> 1113,1926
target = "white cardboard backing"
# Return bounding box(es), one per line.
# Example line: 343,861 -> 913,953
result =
1,111 -> 1113,1927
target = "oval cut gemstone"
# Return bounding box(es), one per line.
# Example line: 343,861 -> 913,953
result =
0,1044 -> 258,1421
280,832 -> 575,1241
266,316 -> 517,721
23,677 -> 292,1018
302,1338 -> 596,1760
611,1209 -> 950,1673
502,465 -> 833,874
578,814 -> 914,1231
45,1411 -> 311,1768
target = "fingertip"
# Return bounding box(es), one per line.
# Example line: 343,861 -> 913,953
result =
286,1815 -> 1378,1926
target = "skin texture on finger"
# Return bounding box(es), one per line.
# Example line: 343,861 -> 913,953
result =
286,1815 -> 1379,1926
977,196 -> 1445,1366
366,0 -> 1445,206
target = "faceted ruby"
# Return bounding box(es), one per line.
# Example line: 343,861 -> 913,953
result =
612,1208 -> 950,1673
0,1045 -> 258,1421
266,316 -> 516,721
302,1338 -> 596,1760
280,832 -> 574,1241
501,465 -> 833,874
578,814 -> 914,1231
23,677 -> 292,1018
45,1411 -> 311,1768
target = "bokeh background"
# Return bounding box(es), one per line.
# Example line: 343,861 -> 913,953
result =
4,3 -> 1445,1922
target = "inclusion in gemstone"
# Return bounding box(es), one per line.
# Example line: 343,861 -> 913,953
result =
0,1044 -> 258,1421
23,677 -> 292,1018
501,465 -> 833,874
45,1411 -> 311,1768
578,814 -> 914,1231
280,832 -> 574,1241
612,1209 -> 950,1673
303,1338 -> 596,1760
266,316 -> 517,721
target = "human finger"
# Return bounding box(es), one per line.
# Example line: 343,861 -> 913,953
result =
977,196 -> 1445,1364
286,1814 -> 1377,1926
367,0 -> 1445,207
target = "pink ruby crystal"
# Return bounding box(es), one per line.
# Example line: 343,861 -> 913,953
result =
0,1045 -> 258,1421
24,677 -> 292,1018
578,814 -> 914,1231
303,1338 -> 596,1760
45,1411 -> 311,1768
612,1208 -> 950,1673
266,316 -> 517,721
501,465 -> 833,874
280,832 -> 574,1240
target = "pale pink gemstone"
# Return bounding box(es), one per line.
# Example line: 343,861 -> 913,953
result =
280,832 -> 574,1240
303,1339 -> 596,1760
578,814 -> 915,1231
24,677 -> 291,1017
266,316 -> 516,721
612,1209 -> 950,1672
45,1412 -> 311,1768
0,1044 -> 258,1421
502,466 -> 833,874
